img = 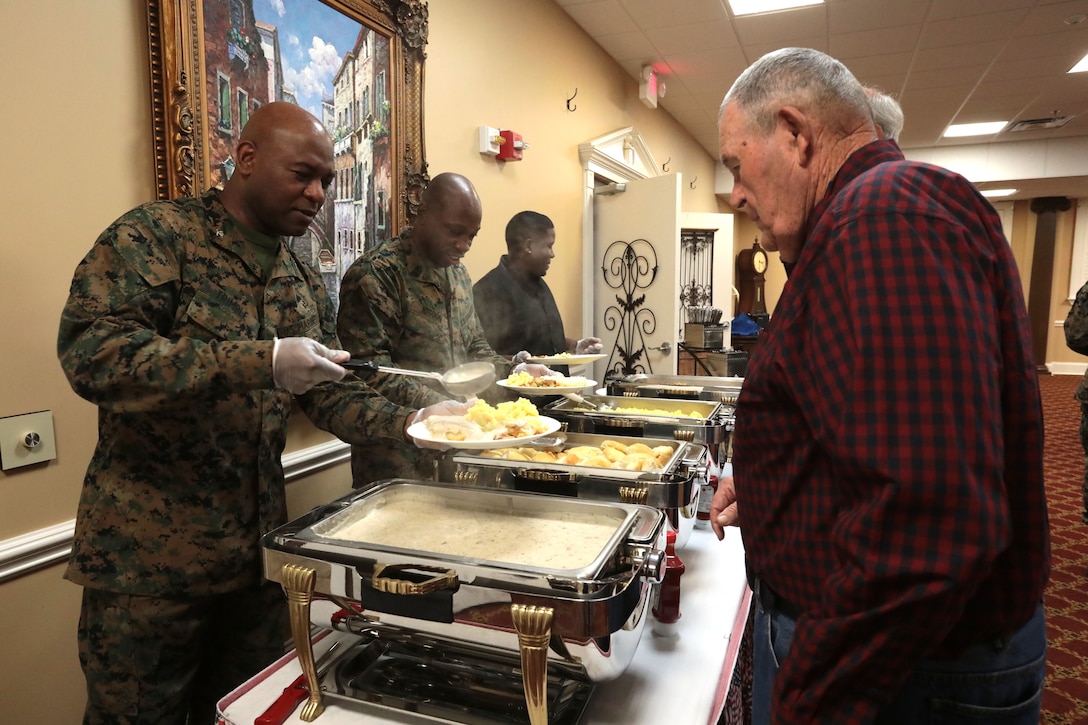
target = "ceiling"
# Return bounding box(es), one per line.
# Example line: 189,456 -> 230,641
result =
553,0 -> 1088,201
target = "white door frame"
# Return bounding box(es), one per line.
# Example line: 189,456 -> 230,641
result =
577,128 -> 660,337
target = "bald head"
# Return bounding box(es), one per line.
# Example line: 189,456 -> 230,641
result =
238,101 -> 330,150
412,173 -> 482,267
219,102 -> 335,238
420,173 -> 481,215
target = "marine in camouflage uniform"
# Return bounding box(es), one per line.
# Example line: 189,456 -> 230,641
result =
58,103 -> 417,724
338,228 -> 514,486
1064,279 -> 1088,524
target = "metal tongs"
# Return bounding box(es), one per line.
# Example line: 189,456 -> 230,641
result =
561,392 -> 612,412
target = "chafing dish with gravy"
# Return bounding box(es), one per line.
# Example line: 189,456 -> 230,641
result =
261,480 -> 666,724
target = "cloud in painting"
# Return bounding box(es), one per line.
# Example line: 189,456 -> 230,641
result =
251,0 -> 360,117
282,35 -> 342,110
308,36 -> 342,77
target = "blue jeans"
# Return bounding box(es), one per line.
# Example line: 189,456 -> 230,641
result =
752,599 -> 1046,724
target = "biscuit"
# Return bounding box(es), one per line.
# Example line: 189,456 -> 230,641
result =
601,446 -> 626,463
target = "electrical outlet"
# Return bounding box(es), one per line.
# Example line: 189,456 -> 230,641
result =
0,411 -> 57,471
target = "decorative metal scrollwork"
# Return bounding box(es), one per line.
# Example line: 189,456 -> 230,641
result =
679,229 -> 716,328
601,239 -> 659,379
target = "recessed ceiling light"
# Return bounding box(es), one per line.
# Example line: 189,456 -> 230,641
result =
943,121 -> 1008,138
980,188 -> 1017,198
1070,52 -> 1088,73
728,0 -> 823,17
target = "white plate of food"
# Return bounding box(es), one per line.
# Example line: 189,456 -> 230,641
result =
497,373 -> 598,395
524,353 -> 606,366
407,415 -> 562,450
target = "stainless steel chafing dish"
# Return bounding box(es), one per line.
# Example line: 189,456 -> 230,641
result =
438,432 -> 704,549
262,480 -> 666,724
542,393 -> 732,454
606,373 -> 743,405
592,379 -> 738,464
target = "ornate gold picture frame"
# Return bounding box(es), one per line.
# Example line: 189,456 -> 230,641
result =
146,0 -> 428,281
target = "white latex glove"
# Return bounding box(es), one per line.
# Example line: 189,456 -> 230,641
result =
511,362 -> 554,378
272,338 -> 349,395
575,337 -> 603,355
512,350 -> 532,364
409,398 -> 475,450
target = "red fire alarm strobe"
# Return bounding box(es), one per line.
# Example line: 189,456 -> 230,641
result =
497,129 -> 528,161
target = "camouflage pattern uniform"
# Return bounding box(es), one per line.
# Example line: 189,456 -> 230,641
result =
58,190 -> 413,722
1064,279 -> 1088,524
338,232 -> 514,486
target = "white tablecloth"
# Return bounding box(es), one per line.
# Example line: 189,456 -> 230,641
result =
217,526 -> 749,725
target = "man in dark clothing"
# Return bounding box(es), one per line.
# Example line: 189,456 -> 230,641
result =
473,210 -> 601,364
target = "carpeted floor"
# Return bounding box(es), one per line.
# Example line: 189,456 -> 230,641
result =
1038,373 -> 1088,724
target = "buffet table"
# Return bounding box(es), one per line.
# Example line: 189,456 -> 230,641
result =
217,526 -> 749,725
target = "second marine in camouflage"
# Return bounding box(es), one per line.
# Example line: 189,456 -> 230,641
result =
337,173 -> 523,486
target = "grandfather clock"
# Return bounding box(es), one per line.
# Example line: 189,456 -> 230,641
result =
736,240 -> 769,326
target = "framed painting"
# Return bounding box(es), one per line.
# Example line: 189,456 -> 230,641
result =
147,0 -> 428,303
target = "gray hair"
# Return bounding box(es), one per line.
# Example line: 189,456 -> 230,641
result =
866,88 -> 904,141
721,47 -> 871,134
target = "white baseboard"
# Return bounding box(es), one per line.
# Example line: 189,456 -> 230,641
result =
1048,362 -> 1087,376
0,440 -> 351,584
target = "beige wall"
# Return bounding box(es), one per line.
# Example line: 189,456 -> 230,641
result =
0,1 -> 723,720
426,0 -> 726,313
2,7 -> 150,721
2,2 -> 1082,720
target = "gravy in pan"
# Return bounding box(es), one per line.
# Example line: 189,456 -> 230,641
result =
324,497 -> 622,570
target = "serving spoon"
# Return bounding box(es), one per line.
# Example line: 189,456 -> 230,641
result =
343,360 -> 496,397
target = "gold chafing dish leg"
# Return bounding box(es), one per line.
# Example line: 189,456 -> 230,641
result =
511,603 -> 555,725
281,563 -> 325,722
